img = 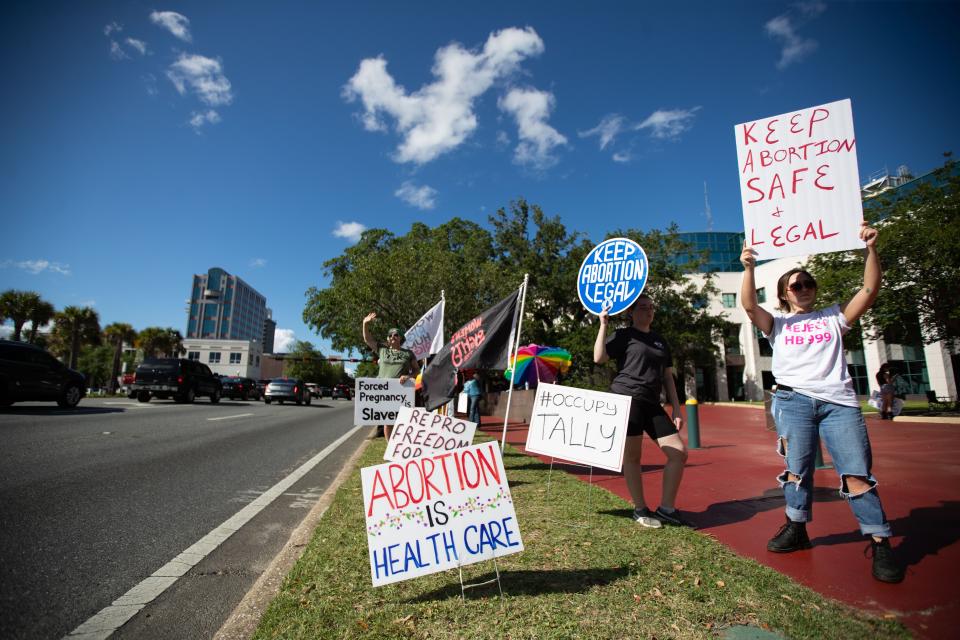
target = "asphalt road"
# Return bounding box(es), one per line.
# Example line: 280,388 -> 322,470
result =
0,395 -> 368,640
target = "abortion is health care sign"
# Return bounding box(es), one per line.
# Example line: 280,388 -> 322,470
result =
577,237 -> 648,316
361,440 -> 524,587
384,406 -> 478,463
735,99 -> 865,261
524,383 -> 631,472
354,378 -> 415,426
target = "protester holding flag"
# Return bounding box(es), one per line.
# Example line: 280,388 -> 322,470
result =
739,222 -> 903,583
594,293 -> 690,529
363,312 -> 418,439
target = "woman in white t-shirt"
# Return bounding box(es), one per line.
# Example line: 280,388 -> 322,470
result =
740,222 -> 903,584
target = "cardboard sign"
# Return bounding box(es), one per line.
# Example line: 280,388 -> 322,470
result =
577,237 -> 648,316
361,440 -> 524,586
524,383 -> 631,472
384,407 -> 477,462
354,378 -> 415,426
735,98 -> 864,260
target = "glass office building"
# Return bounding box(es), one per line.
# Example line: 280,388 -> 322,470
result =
186,267 -> 268,342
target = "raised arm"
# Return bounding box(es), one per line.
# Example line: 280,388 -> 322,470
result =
840,222 -> 881,325
362,312 -> 378,352
739,241 -> 774,335
593,311 -> 610,364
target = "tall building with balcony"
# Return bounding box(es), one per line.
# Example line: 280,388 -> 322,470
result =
186,267 -> 268,342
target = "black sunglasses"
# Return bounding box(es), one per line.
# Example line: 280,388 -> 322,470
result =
788,279 -> 817,293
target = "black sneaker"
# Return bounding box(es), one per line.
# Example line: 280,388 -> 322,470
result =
767,517 -> 812,553
654,507 -> 694,528
632,507 -> 663,528
867,538 -> 905,583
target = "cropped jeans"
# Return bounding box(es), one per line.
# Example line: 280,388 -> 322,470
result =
772,388 -> 892,537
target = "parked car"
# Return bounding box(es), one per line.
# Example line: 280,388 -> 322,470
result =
220,376 -> 260,400
0,339 -> 87,408
305,382 -> 319,398
264,378 -> 311,405
257,379 -> 270,396
317,386 -> 332,398
131,358 -> 221,403
332,383 -> 353,400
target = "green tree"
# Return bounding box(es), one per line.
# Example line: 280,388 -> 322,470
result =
137,327 -> 185,358
807,155 -> 960,348
0,290 -> 55,342
284,340 -> 342,385
104,323 -> 137,393
77,343 -> 114,388
51,306 -> 101,369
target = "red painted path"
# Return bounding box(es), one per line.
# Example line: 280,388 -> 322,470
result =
480,405 -> 959,639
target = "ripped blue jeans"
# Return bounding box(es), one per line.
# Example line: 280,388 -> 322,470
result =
773,389 -> 892,537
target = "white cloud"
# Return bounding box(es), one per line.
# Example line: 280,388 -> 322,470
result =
495,130 -> 511,150
498,88 -> 567,170
612,151 -> 631,163
274,328 -> 297,353
343,27 -> 545,165
188,109 -> 221,130
765,2 -> 826,69
579,114 -> 628,150
125,38 -> 147,55
109,40 -> 129,61
333,221 -> 367,243
0,324 -> 11,339
149,11 -> 192,42
394,181 -> 438,210
635,107 -> 701,140
167,54 -> 233,106
104,22 -> 122,37
250,258 -> 267,268
1,259 -> 71,276
143,73 -> 159,96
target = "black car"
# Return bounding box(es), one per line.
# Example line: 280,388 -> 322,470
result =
131,358 -> 221,403
0,340 -> 87,408
220,376 -> 260,400
331,383 -> 353,400
264,378 -> 311,405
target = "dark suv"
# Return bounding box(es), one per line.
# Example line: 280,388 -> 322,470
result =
332,383 -> 353,400
220,376 -> 260,400
0,340 -> 87,408
131,358 -> 222,403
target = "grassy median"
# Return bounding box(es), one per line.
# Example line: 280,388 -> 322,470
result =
253,435 -> 906,640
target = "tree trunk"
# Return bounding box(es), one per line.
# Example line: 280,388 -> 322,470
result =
70,327 -> 80,370
109,339 -> 122,393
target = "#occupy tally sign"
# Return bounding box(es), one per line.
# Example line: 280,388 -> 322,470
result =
384,406 -> 478,462
354,378 -> 415,426
524,382 -> 631,472
361,440 -> 524,587
735,98 -> 865,260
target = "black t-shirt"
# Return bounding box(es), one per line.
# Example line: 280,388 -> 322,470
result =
605,327 -> 672,404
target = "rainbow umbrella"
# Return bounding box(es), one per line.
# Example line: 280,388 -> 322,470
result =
504,344 -> 572,387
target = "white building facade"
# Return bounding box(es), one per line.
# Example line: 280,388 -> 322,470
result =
182,339 -> 262,379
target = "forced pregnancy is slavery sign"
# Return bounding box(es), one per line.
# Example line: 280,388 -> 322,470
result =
361,440 -> 523,587
735,99 -> 865,260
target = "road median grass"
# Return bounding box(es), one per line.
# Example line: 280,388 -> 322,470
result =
253,435 -> 906,639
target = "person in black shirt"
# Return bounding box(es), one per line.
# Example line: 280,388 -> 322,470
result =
594,294 -> 690,528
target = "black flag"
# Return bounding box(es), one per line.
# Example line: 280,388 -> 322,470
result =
421,288 -> 521,411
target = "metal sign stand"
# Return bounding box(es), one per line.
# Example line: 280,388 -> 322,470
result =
544,457 -> 598,528
457,553 -> 504,601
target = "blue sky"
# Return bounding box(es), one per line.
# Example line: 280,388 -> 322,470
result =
2,1 -> 958,357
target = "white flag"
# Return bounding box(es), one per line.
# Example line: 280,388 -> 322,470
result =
402,298 -> 444,361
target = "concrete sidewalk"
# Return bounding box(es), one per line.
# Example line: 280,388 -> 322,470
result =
480,404 -> 959,640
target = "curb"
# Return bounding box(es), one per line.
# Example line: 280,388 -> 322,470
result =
212,431 -> 373,640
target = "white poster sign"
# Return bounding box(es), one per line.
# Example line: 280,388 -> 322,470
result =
524,383 -> 631,472
403,298 -> 445,361
361,440 -> 524,586
384,406 -> 477,462
735,98 -> 864,260
354,378 -> 415,426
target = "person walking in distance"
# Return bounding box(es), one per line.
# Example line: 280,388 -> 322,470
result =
464,371 -> 483,425
739,222 -> 904,583
363,312 -> 417,439
594,294 -> 690,528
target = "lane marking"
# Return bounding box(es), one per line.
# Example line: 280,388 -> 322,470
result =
207,413 -> 254,422
64,423 -> 365,640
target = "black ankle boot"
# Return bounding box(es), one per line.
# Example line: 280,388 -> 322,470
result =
767,517 -> 812,553
868,538 -> 905,583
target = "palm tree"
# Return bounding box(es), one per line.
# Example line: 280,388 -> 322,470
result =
137,327 -> 185,358
1,290 -> 42,341
26,300 -> 56,343
54,306 -> 102,369
104,323 -> 137,393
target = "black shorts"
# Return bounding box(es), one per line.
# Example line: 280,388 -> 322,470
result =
626,400 -> 678,440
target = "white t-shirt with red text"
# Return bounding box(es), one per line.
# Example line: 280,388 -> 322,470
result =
763,304 -> 858,407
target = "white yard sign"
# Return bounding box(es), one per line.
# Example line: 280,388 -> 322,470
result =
361,440 -> 524,587
384,407 -> 478,462
354,378 -> 415,426
735,98 -> 865,260
524,383 -> 631,472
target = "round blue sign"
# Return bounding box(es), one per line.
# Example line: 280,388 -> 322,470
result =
577,237 -> 649,316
